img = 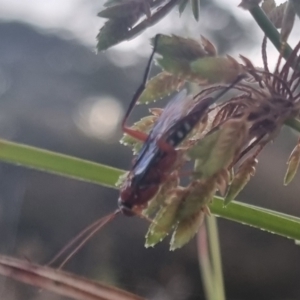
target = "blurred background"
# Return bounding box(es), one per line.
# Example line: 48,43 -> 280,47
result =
0,0 -> 299,299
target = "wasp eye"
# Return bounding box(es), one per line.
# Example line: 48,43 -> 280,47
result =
118,198 -> 134,216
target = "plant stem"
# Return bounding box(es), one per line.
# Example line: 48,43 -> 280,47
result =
0,138 -> 299,241
249,5 -> 293,60
210,197 -> 300,240
0,138 -> 122,188
197,225 -> 215,300
206,216 -> 226,300
285,118 -> 300,133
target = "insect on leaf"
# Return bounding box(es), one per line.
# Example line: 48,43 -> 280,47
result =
224,157 -> 257,205
178,0 -> 189,15
170,210 -> 205,250
145,194 -> 181,247
138,72 -> 184,104
191,0 -> 200,21
284,140 -> 300,185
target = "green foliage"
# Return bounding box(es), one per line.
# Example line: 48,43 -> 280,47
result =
191,0 -> 200,21
153,34 -> 209,61
190,56 -> 243,84
189,120 -> 246,179
97,0 -> 203,51
0,137 -> 299,242
145,194 -> 181,247
284,140 -> 300,185
138,72 -> 184,104
225,157 -> 257,205
178,0 -> 189,15
170,210 -> 204,250
3,2 -> 300,299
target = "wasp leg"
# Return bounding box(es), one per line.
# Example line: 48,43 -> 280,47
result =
123,126 -> 149,142
122,34 -> 161,130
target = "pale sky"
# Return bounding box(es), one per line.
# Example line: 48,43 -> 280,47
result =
0,0 -> 293,58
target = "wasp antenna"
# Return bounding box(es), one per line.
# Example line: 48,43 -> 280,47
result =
47,210 -> 120,268
213,74 -> 246,101
122,34 -> 161,128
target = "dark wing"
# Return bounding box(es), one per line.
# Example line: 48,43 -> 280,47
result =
132,90 -> 192,180
150,89 -> 192,140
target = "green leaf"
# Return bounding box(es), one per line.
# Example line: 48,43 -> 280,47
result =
156,56 -> 195,80
224,157 -> 257,205
97,0 -> 182,51
178,0 -> 189,15
154,34 -> 207,61
145,195 -> 181,247
170,210 -> 204,250
177,179 -> 216,220
189,120 -> 246,178
97,19 -> 133,52
190,56 -> 243,84
98,1 -> 140,19
284,140 -> 300,185
168,179 -> 216,250
191,0 -> 200,21
138,72 -> 184,104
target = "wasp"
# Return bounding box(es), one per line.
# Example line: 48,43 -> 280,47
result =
118,35 -> 244,216
49,35 -> 243,267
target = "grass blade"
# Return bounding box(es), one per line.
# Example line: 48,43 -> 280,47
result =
0,255 -> 144,300
0,138 -> 122,187
0,138 -> 299,241
210,197 -> 300,240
